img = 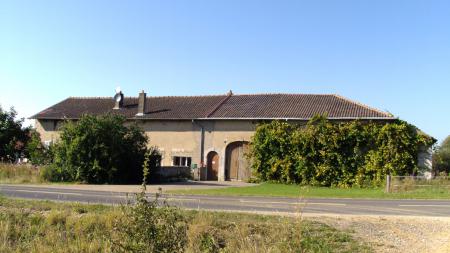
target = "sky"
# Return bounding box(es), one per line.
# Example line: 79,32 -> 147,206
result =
0,0 -> 449,143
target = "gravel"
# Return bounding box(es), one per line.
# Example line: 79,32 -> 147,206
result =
312,215 -> 450,253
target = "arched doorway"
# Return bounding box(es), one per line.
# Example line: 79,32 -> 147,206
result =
225,141 -> 250,181
206,151 -> 219,180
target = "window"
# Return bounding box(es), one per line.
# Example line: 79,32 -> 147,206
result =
173,156 -> 192,167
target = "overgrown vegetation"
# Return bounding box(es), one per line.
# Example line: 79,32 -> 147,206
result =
0,196 -> 371,253
0,106 -> 30,162
433,135 -> 450,175
26,130 -> 54,166
35,114 -> 160,184
250,116 -> 436,187
0,163 -> 44,184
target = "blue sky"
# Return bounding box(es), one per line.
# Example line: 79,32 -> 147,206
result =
1,0 -> 449,143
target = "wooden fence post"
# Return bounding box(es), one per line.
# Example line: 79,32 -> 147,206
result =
386,175 -> 391,193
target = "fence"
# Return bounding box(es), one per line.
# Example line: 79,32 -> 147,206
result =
385,175 -> 450,193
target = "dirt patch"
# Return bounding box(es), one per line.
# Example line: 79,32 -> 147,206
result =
312,215 -> 450,253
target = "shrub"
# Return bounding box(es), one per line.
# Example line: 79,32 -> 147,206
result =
250,115 -> 436,187
51,114 -> 159,184
26,130 -> 53,165
39,164 -> 69,182
111,194 -> 188,253
111,157 -> 188,253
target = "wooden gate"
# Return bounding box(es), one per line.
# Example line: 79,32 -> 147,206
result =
206,151 -> 219,180
225,141 -> 250,181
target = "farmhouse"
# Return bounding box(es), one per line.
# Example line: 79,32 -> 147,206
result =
31,89 -> 421,182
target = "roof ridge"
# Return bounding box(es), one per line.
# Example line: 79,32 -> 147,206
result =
68,96 -> 115,99
68,93 -> 340,99
146,94 -> 227,98
230,93 -> 337,96
69,94 -> 229,99
332,94 -> 393,117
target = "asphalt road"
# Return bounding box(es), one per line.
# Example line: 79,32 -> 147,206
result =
1,184 -> 450,217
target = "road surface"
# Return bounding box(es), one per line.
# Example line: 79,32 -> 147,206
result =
1,184 -> 449,217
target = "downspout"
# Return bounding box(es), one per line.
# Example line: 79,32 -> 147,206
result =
193,90 -> 233,181
192,119 -> 205,180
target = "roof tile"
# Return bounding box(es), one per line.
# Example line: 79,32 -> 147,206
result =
31,93 -> 393,120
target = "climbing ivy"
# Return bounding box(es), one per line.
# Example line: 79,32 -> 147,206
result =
250,115 -> 436,187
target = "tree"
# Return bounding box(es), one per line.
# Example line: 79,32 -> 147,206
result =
433,136 -> 450,175
51,114 -> 158,183
0,106 -> 30,162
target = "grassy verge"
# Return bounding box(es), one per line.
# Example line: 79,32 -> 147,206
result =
0,195 -> 371,252
169,182 -> 450,199
0,164 -> 45,184
0,164 -> 78,185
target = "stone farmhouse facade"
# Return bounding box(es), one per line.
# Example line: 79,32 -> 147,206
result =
32,89 -> 428,182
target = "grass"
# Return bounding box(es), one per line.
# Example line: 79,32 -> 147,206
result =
169,182 -> 450,199
0,195 -> 371,253
0,163 -> 45,184
0,163 -> 78,185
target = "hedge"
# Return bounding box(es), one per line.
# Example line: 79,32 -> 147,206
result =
249,115 -> 436,187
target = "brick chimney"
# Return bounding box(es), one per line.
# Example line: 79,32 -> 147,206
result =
136,90 -> 146,116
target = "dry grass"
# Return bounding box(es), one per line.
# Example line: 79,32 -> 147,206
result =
0,196 -> 371,253
0,163 -> 44,184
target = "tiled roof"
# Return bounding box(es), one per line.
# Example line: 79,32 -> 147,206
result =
30,93 -> 394,120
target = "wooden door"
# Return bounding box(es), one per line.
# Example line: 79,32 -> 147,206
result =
207,151 -> 219,180
226,142 -> 250,181
238,143 -> 250,180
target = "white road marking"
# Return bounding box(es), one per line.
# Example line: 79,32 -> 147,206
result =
398,204 -> 450,207
239,200 -> 346,206
304,202 -> 347,206
14,189 -> 85,196
163,198 -> 200,202
11,189 -> 128,199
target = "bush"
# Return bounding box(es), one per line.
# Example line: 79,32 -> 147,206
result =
26,130 -> 53,165
111,157 -> 188,253
111,193 -> 188,253
39,164 -> 68,182
50,114 -> 159,184
250,115 -> 436,187
433,136 -> 450,174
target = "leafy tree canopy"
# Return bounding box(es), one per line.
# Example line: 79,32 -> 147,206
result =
0,106 -> 30,162
50,114 -> 156,184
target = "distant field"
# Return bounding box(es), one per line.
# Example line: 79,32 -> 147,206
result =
0,195 -> 370,253
169,182 -> 450,199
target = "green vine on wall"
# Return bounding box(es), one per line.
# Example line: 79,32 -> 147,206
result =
249,115 -> 436,187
